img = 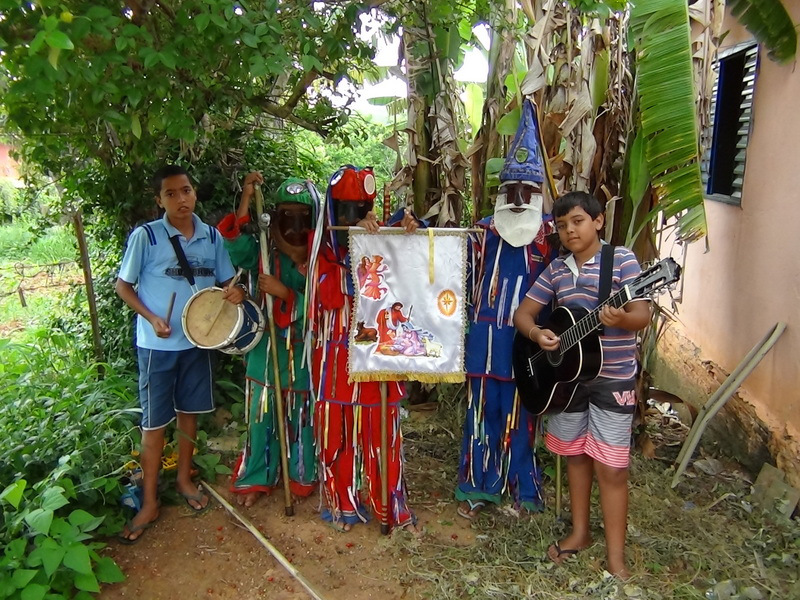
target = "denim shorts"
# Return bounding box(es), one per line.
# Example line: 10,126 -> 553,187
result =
137,347 -> 214,430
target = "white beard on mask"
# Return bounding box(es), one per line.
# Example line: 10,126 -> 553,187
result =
493,194 -> 543,247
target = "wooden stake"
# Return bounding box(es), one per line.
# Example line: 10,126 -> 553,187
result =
254,184 -> 294,517
200,481 -> 327,600
380,381 -> 390,535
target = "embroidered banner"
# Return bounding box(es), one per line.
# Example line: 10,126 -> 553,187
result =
348,229 -> 467,383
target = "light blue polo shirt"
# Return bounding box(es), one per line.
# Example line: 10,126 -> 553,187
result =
118,213 -> 236,351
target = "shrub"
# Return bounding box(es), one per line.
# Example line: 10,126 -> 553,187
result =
0,330 -> 140,597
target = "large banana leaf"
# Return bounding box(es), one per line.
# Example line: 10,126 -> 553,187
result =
629,0 -> 706,242
727,0 -> 797,64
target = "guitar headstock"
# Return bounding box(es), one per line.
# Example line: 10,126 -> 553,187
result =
629,257 -> 682,299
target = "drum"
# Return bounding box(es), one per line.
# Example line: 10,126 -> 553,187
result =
182,287 -> 265,355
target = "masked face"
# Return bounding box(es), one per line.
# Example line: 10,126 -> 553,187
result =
272,202 -> 312,263
336,200 -> 373,226
493,181 -> 544,247
334,200 -> 373,247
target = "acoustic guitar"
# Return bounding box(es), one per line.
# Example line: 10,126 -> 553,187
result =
512,257 -> 681,415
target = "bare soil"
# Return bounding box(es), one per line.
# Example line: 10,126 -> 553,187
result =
100,479 -> 472,600
100,408 -> 474,600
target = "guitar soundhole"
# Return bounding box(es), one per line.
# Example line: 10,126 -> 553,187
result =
546,350 -> 562,367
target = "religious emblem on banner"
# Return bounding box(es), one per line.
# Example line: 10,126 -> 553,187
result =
348,229 -> 467,383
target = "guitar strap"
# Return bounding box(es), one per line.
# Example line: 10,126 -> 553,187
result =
168,235 -> 196,286
597,244 -> 615,334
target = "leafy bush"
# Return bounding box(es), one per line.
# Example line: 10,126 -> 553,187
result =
0,178 -> 30,223
27,226 -> 77,264
0,221 -> 34,257
0,330 -> 140,598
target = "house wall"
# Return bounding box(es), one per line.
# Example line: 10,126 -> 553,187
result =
656,3 -> 800,485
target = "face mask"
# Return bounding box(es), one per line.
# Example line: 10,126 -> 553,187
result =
493,184 -> 543,247
275,205 -> 312,247
336,201 -> 372,226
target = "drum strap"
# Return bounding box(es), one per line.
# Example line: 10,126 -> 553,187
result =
168,235 -> 196,286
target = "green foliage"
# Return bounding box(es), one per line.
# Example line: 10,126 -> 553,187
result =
295,118 -> 400,186
727,0 -> 798,64
27,225 -> 77,264
0,221 -> 33,257
0,332 -> 140,598
0,178 -> 23,222
628,0 -> 706,243
0,0 -> 378,238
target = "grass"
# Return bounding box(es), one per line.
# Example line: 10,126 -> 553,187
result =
0,222 -> 80,341
396,389 -> 800,599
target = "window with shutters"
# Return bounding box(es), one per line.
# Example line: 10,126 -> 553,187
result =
701,42 -> 758,206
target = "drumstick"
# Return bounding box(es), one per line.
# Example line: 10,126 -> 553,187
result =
165,292 -> 177,324
203,268 -> 243,337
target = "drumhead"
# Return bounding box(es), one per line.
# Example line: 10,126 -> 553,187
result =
182,288 -> 242,349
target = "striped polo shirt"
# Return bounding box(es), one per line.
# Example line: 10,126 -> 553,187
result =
525,245 -> 643,379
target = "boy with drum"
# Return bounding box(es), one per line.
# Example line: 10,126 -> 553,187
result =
115,165 -> 245,543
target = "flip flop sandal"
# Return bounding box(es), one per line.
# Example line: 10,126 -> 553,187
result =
547,541 -> 580,565
179,488 -> 210,513
117,516 -> 158,545
457,500 -> 486,520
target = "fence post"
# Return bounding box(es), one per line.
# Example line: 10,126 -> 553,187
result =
72,210 -> 105,375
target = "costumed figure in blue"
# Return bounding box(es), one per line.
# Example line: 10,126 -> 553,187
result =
456,99 -> 557,519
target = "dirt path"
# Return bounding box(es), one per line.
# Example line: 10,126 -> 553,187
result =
100,477 -> 474,600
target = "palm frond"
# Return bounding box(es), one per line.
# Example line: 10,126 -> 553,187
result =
630,0 -> 707,242
727,0 -> 797,63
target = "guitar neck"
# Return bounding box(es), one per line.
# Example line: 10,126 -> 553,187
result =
559,287 -> 631,352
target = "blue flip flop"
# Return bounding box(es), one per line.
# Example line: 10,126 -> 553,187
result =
457,499 -> 486,520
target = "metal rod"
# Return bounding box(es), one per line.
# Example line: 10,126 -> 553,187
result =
254,184 -> 295,516
200,481 -> 327,600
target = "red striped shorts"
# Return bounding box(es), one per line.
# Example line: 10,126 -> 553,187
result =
544,377 -> 636,469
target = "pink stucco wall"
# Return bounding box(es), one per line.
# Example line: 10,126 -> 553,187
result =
674,3 -> 800,441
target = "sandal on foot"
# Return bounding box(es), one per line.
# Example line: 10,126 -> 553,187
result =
179,487 -> 210,513
547,541 -> 580,565
457,499 -> 486,520
117,517 -> 157,545
328,520 -> 351,533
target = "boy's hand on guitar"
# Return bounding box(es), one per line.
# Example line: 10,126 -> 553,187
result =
534,328 -> 560,351
599,304 -> 626,328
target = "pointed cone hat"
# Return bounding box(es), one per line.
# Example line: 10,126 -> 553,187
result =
499,99 -> 545,184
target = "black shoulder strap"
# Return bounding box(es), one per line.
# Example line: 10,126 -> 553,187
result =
168,235 -> 196,286
597,244 -> 615,334
598,244 -> 614,303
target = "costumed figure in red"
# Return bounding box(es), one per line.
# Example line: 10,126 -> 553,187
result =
306,165 -> 420,533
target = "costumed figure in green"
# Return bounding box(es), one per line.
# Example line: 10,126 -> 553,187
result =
218,173 -> 318,506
